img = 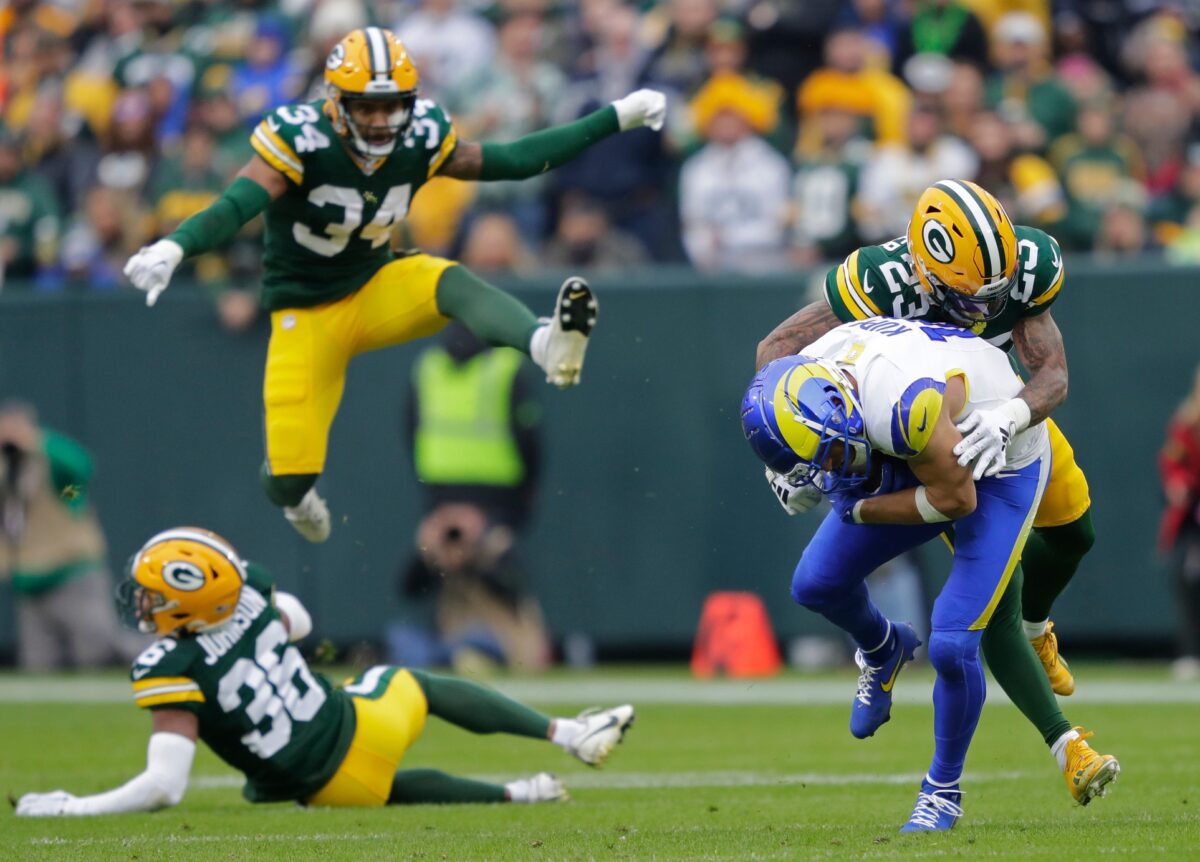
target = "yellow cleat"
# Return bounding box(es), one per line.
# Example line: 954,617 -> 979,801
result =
1064,728 -> 1120,805
1031,620 -> 1075,696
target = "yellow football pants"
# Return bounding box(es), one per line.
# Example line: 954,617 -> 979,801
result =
263,254 -> 455,476
306,668 -> 429,807
1033,419 -> 1091,529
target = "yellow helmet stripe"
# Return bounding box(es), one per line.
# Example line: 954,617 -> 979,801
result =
136,528 -> 248,582
364,26 -> 390,80
937,179 -> 1003,284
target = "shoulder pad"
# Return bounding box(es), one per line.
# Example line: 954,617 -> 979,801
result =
1014,227 -> 1065,314
250,101 -> 332,184
130,638 -> 205,710
404,98 -> 458,178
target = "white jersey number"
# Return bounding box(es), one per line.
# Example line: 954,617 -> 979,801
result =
216,620 -> 326,759
293,184 -> 412,256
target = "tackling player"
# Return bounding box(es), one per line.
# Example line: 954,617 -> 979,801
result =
124,27 -> 666,543
755,181 -> 1095,758
14,528 -> 635,816
741,317 -> 1118,831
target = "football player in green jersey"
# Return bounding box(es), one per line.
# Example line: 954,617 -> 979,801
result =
124,27 -> 666,543
14,528 -> 635,816
755,180 -> 1105,802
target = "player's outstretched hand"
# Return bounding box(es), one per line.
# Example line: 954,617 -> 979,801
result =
124,239 -> 184,307
15,790 -> 75,817
612,89 -> 667,132
954,410 -> 1012,480
765,467 -> 822,516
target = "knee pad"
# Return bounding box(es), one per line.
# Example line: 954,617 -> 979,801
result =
927,629 -> 983,682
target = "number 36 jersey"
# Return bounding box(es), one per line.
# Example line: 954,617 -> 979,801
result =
129,565 -> 354,802
249,98 -> 458,311
802,318 -> 1049,469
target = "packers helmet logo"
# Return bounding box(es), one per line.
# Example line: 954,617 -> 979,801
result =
162,561 -> 207,592
922,219 -> 955,265
326,43 -> 346,71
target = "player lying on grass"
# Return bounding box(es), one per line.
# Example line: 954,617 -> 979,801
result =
124,27 -> 666,544
13,528 -> 634,816
757,180 -> 1090,699
741,317 -> 1118,832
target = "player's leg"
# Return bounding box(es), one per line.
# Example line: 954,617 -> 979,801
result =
409,669 -> 634,767
388,769 -> 566,804
260,302 -> 355,541
791,512 -> 940,738
1023,420 -> 1095,693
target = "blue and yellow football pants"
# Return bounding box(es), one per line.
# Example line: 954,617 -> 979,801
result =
263,254 -> 455,476
790,454 -> 1050,783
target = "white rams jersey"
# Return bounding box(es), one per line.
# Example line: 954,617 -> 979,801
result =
802,318 -> 1049,470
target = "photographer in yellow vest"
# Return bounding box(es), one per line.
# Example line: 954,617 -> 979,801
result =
388,323 -> 551,672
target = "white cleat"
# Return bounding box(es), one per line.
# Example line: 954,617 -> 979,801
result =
508,772 -> 569,803
540,277 -> 597,388
283,488 -> 331,543
567,704 -> 635,767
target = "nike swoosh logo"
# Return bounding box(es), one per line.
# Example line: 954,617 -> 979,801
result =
577,716 -> 618,744
916,409 -> 928,433
132,667 -> 152,680
568,290 -> 588,300
880,656 -> 905,693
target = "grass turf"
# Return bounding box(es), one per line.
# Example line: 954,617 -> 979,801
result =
2,666 -> 1197,861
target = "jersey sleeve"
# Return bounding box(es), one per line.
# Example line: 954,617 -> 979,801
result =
244,561 -> 276,597
822,247 -> 886,322
863,361 -> 946,459
1017,228 -> 1065,317
129,639 -> 204,713
250,102 -> 331,185
408,98 -> 458,179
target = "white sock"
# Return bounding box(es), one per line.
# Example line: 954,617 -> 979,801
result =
551,718 -> 585,749
1051,728 -> 1081,770
529,323 -> 550,368
925,773 -> 959,789
863,621 -> 894,656
1023,618 -> 1049,639
504,778 -> 530,802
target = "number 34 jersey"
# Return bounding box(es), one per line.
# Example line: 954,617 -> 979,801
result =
802,318 -> 1049,469
129,565 -> 354,802
249,98 -> 458,311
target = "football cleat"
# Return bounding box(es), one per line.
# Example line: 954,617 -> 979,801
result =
1030,620 -> 1075,696
1064,727 -> 1119,805
508,772 -> 568,803
566,704 -> 634,767
284,488 -> 332,543
850,622 -> 921,739
540,277 -> 597,388
899,779 -> 963,832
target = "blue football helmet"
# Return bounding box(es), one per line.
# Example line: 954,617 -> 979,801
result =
741,356 -> 872,493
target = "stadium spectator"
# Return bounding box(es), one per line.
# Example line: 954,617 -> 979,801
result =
0,402 -> 142,670
636,0 -> 718,97
679,73 -> 791,272
967,110 -> 1066,231
987,12 -> 1077,154
1092,184 -> 1152,258
941,60 -> 985,141
835,0 -> 907,63
741,0 -> 841,98
95,89 -> 158,195
459,211 -> 535,276
1152,145 -> 1200,252
389,324 -> 551,672
542,192 -> 648,270
894,0 -> 989,73
1159,365 -> 1200,681
230,16 -> 304,127
855,103 -> 978,243
54,186 -> 140,291
791,104 -> 871,266
0,125 -> 59,288
395,0 -> 496,98
23,86 -> 99,217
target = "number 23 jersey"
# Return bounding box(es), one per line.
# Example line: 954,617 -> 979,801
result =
129,564 -> 354,802
249,98 -> 458,311
802,318 -> 1049,469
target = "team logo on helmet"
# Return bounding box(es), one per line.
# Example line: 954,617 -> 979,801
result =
921,219 -> 955,265
326,43 -> 346,71
162,561 -> 206,592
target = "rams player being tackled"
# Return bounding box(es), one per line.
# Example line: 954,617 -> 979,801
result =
14,528 -> 635,816
757,182 -> 1096,744
124,28 -> 666,542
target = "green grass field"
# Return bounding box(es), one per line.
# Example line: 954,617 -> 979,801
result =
2,665 -> 1197,861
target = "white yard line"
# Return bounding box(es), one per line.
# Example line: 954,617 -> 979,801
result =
0,675 -> 1196,705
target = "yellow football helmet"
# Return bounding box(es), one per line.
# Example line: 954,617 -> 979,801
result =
324,27 -> 419,157
907,179 -> 1018,326
119,528 -> 247,636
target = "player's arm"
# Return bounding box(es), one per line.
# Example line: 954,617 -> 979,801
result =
755,301 -> 842,370
437,90 -> 665,181
14,710 -> 198,817
1010,311 -> 1068,424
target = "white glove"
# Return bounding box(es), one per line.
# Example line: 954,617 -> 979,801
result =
953,399 -> 1032,480
15,790 -> 76,817
612,89 -> 667,132
765,467 -> 823,516
123,239 -> 184,307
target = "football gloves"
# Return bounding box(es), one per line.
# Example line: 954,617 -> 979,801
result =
765,467 -> 823,516
612,89 -> 667,132
953,399 -> 1032,480
124,239 -> 184,307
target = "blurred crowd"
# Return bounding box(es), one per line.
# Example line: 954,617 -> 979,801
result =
3,0 -> 1200,315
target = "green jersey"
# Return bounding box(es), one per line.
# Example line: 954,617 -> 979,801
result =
249,98 -> 458,311
129,564 -> 355,803
822,225 -> 1065,352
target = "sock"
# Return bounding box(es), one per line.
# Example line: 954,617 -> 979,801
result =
529,323 -> 550,368
388,768 -> 506,804
861,621 -> 896,665
1020,512 -> 1095,622
927,629 -> 986,785
1023,618 -> 1049,640
981,566 -> 1073,746
925,773 -> 960,790
551,718 -> 585,749
409,669 -> 551,738
259,465 -> 318,508
1050,728 -> 1081,771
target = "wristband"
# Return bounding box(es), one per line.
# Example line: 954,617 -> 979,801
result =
914,487 -> 951,524
851,499 -> 866,524
998,398 -> 1032,434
